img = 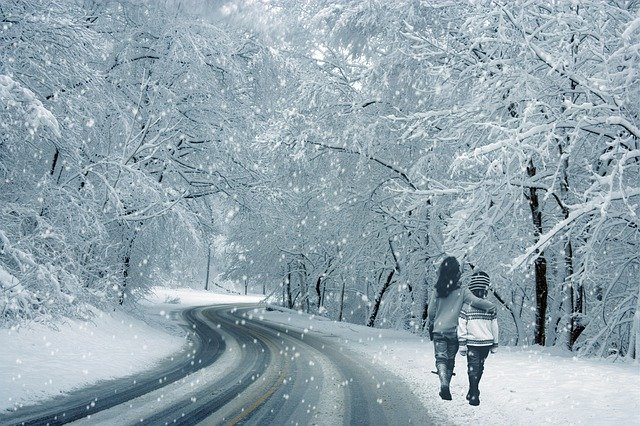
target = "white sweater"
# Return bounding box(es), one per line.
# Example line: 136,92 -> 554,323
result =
458,303 -> 499,347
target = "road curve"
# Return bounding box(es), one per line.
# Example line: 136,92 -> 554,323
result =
1,308 -> 226,426
216,306 -> 430,425
1,305 -> 432,425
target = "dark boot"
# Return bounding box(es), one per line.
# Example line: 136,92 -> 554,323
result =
465,371 -> 473,401
469,394 -> 480,406
439,387 -> 452,400
468,375 -> 480,406
466,383 -> 479,401
437,364 -> 452,400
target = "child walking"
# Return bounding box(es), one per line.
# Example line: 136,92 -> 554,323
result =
427,257 -> 495,400
458,271 -> 499,406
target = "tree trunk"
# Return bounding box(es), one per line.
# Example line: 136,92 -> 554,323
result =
204,245 -> 211,291
315,260 -> 332,310
286,264 -> 293,309
366,269 -> 395,327
421,277 -> 430,330
527,159 -> 548,346
50,148 -> 59,176
315,275 -> 323,310
338,278 -> 346,322
421,300 -> 430,330
628,291 -> 640,360
562,25 -> 586,349
299,261 -> 309,313
321,281 -> 326,310
120,232 -> 136,305
568,238 -> 587,347
492,289 -> 526,345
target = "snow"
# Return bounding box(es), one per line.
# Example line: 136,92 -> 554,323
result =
147,286 -> 264,306
0,264 -> 20,290
0,74 -> 61,137
258,305 -> 640,425
0,287 -> 264,413
0,307 -> 184,413
2,287 -> 638,425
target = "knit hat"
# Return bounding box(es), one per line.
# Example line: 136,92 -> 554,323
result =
469,271 -> 490,291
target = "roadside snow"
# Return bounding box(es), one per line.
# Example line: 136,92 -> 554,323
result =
1,287 -> 263,413
0,307 -> 185,412
258,305 -> 640,425
146,286 -> 264,306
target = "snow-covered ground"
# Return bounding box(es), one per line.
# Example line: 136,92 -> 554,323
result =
258,306 -> 640,425
0,287 -> 263,413
2,287 -> 638,425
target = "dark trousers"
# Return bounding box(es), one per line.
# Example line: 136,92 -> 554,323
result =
433,331 -> 459,387
467,345 -> 491,380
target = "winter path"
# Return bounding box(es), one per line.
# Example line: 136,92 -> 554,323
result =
257,307 -> 640,426
2,288 -> 638,425
1,292 -> 431,425
76,304 -> 430,425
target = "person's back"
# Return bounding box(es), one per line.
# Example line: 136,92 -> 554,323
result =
427,257 -> 495,401
458,302 -> 498,347
430,287 -> 493,333
457,271 -> 498,406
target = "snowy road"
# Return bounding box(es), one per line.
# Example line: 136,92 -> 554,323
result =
2,305 -> 429,425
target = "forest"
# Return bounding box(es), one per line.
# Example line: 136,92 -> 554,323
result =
1,0 -> 638,360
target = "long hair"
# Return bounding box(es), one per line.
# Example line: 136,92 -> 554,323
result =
435,256 -> 461,298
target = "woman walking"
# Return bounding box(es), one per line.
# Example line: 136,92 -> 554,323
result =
427,256 -> 495,400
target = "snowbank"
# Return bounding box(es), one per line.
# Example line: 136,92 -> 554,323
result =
145,286 -> 264,306
0,307 -> 185,412
1,287 -> 263,413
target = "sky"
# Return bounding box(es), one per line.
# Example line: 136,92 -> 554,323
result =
3,287 -> 638,424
